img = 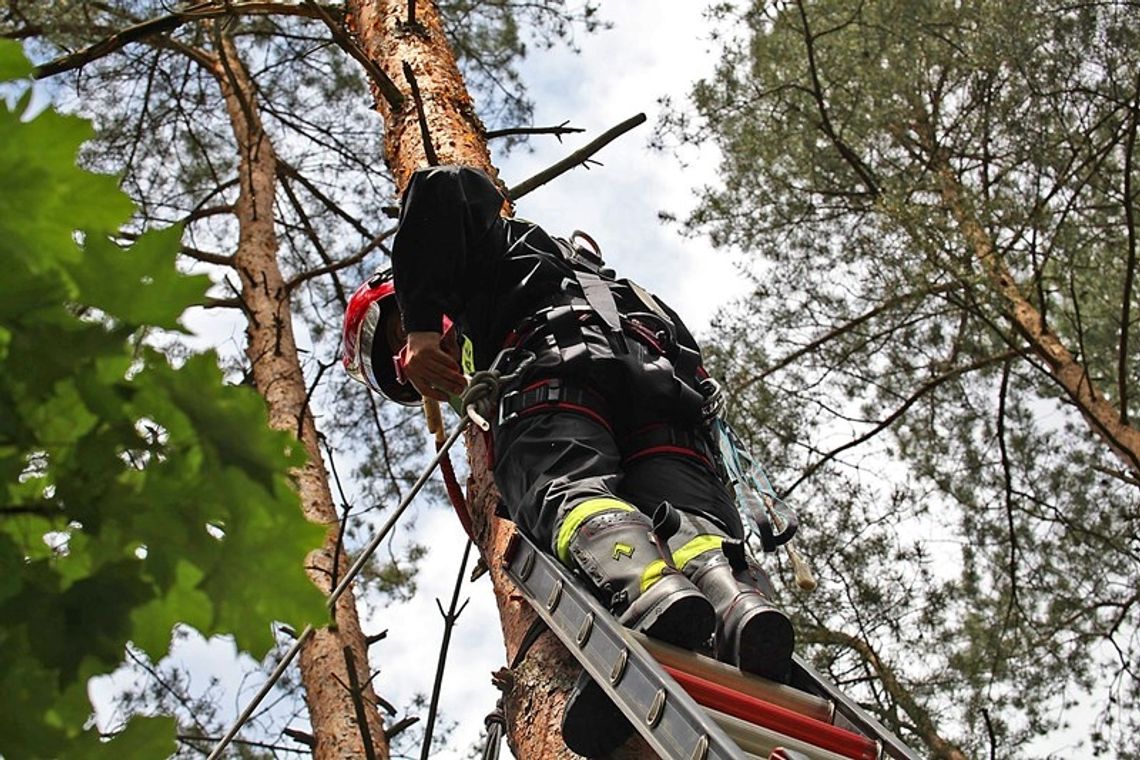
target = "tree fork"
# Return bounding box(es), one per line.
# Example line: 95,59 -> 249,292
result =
345,1 -> 654,756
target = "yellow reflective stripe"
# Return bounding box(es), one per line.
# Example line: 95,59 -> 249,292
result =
640,559 -> 668,593
672,535 -> 724,572
556,498 -> 634,565
461,336 -> 476,374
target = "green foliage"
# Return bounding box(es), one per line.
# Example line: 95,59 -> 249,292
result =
667,1 -> 1140,756
0,41 -> 326,759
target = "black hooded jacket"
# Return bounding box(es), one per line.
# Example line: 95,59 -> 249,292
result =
391,165 -> 708,419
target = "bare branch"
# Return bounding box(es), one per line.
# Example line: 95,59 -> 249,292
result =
486,120 -> 584,141
402,61 -> 439,166
802,625 -> 970,760
203,296 -> 242,309
735,282 -> 963,393
115,229 -> 235,266
420,539 -> 473,760
34,1 -> 337,79
1118,72 -> 1140,424
782,350 -> 1018,497
283,727 -> 316,748
384,716 -> 419,741
276,160 -> 374,239
794,1 -> 880,198
341,647 -> 381,760
284,229 -> 392,292
508,113 -> 647,201
302,0 -> 404,110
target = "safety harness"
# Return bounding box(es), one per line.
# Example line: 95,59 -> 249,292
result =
494,231 -> 719,475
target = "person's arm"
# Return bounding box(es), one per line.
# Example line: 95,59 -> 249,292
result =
392,166 -> 506,400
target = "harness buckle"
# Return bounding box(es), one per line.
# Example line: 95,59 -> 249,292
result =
545,378 -> 562,403
498,389 -> 522,426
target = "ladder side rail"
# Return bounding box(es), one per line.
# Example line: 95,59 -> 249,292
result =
791,657 -> 922,760
504,532 -> 741,760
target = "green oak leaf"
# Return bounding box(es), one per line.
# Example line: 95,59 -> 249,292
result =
0,40 -> 328,759
73,226 -> 209,330
129,560 -> 212,659
0,533 -> 23,603
0,98 -> 133,275
0,40 -> 32,81
139,352 -> 307,490
197,466 -> 328,657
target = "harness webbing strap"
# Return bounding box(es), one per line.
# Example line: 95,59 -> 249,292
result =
576,268 -> 628,352
622,423 -> 719,472
498,378 -> 612,432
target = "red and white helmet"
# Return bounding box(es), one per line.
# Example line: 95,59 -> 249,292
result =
342,269 -> 421,405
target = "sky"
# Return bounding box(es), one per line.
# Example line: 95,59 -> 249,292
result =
68,1 -> 1122,756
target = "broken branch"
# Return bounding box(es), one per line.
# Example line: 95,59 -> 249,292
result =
402,61 -> 439,166
34,1 -> 337,79
486,120 -> 584,142
507,113 -> 647,201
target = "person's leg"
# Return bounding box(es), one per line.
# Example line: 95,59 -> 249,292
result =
621,446 -> 795,683
493,404 -> 713,643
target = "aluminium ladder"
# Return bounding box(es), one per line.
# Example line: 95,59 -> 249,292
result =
503,532 -> 922,760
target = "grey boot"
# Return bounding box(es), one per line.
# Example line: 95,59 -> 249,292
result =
688,548 -> 794,682
564,506 -> 715,648
666,510 -> 794,682
561,504 -> 715,757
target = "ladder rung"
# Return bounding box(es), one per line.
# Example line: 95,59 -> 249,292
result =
708,707 -> 862,760
630,632 -> 834,722
666,666 -> 879,760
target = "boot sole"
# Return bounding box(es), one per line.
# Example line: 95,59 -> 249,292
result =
625,586 -> 716,650
563,584 -> 715,756
561,670 -> 630,758
735,607 -> 795,682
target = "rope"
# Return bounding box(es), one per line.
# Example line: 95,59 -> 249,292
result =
206,353 -> 535,758
481,699 -> 507,760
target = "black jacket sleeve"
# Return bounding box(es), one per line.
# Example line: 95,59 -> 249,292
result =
391,166 -> 506,333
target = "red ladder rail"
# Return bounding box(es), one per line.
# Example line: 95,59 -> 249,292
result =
663,665 -> 879,759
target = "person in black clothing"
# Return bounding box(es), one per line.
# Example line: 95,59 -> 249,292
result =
342,165 -> 793,756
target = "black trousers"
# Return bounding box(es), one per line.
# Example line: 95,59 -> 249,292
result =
492,382 -> 742,555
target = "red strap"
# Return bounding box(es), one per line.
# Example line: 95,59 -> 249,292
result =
623,444 -> 714,470
517,401 -> 613,434
437,439 -> 473,539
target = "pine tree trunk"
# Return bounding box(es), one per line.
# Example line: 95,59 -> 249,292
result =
345,2 -> 655,756
214,34 -> 390,760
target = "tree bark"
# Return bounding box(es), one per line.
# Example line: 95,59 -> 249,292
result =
345,2 -> 654,756
214,33 -> 390,760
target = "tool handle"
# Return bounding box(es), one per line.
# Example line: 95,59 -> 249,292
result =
424,399 -> 445,444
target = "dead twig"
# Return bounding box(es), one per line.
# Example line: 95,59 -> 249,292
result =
420,539 -> 473,760
507,113 -> 647,201
402,61 -> 439,166
486,120 -> 584,142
